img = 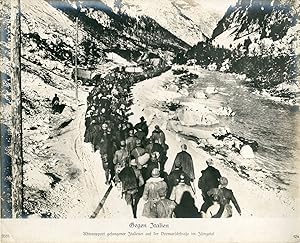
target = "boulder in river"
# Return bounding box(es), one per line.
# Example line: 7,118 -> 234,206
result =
177,107 -> 219,126
240,145 -> 255,159
212,127 -> 231,139
215,106 -> 235,116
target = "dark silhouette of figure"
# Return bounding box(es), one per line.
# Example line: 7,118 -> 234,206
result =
51,94 -> 60,113
174,191 -> 200,218
198,158 -> 221,212
51,94 -> 65,113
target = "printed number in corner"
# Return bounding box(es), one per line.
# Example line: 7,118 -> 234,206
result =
1,234 -> 10,238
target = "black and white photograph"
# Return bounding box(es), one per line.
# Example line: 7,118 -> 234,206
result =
0,0 -> 300,242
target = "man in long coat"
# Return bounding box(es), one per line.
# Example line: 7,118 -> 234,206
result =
155,188 -> 176,218
134,116 -> 149,137
142,168 -> 168,218
171,144 -> 195,183
118,164 -> 140,218
198,158 -> 221,212
113,140 -> 129,183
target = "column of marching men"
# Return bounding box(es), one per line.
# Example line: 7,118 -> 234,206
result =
84,70 -> 242,218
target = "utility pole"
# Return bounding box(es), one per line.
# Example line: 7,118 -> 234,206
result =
75,17 -> 78,107
10,0 -> 23,218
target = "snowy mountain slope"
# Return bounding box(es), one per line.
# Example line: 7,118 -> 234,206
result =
48,0 -> 190,64
100,0 -> 232,45
1,0 -> 106,217
184,0 -> 299,100
211,0 -> 299,53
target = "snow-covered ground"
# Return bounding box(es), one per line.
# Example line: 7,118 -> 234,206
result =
19,68 -> 134,218
20,69 -> 102,217
129,67 -> 300,218
18,62 -> 299,218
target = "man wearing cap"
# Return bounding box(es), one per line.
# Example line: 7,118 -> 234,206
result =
113,140 -> 130,183
142,168 -> 168,218
170,174 -> 195,204
126,129 -> 137,153
134,128 -> 147,147
51,93 -> 60,113
123,122 -> 134,140
218,177 -> 241,217
155,188 -> 176,218
142,153 -> 159,182
131,139 -> 146,160
198,158 -> 221,212
152,126 -> 169,167
91,122 -> 103,151
118,163 -> 141,218
98,124 -> 114,158
84,119 -> 97,145
134,117 -> 148,145
151,125 -> 166,145
171,144 -> 195,184
134,116 -> 149,137
167,162 -> 191,198
101,153 -> 111,185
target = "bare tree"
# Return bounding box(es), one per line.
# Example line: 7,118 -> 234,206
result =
10,0 -> 23,218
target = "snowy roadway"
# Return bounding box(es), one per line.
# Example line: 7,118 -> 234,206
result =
51,87 -> 133,218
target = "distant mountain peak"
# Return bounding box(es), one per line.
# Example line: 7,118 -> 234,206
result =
100,0 -> 230,45
211,0 -> 298,50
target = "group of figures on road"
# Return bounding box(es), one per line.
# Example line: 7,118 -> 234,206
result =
84,70 -> 241,218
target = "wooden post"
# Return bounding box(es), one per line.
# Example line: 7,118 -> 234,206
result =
10,0 -> 23,218
75,17 -> 78,107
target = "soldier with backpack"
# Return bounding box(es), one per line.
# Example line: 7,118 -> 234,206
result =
198,158 -> 221,213
218,177 -> 242,217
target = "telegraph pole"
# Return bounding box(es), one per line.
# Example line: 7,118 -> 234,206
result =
10,0 -> 23,218
75,17 -> 78,107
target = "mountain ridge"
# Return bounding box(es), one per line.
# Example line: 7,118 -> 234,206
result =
99,0 -> 228,45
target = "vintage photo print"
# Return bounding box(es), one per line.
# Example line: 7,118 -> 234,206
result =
1,0 -> 299,242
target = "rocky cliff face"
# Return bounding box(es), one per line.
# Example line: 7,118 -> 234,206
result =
99,0 -> 227,45
184,0 -> 299,98
211,0 -> 299,53
47,0 -> 190,65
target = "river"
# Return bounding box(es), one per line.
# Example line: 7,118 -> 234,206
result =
185,68 -> 300,194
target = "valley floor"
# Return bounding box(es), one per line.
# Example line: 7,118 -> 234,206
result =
18,64 -> 300,219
